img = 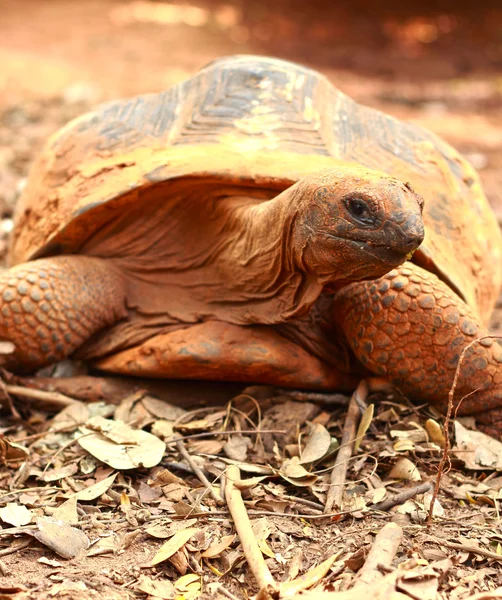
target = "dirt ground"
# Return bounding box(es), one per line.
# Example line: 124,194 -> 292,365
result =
1,1 -> 502,599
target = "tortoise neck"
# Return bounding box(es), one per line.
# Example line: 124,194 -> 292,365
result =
220,184 -> 323,322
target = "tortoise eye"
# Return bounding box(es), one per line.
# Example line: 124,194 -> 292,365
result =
345,197 -> 375,225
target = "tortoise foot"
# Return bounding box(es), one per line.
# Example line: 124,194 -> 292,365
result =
333,262 -> 502,434
0,256 -> 127,370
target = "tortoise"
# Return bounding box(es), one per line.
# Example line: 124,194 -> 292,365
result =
3,55 -> 502,434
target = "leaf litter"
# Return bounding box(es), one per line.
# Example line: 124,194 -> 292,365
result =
0,378 -> 502,599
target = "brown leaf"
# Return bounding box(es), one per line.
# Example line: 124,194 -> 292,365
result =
136,575 -> 175,599
299,423 -> 332,465
72,473 -> 117,502
150,527 -> 201,566
146,518 -> 198,539
201,534 -> 236,558
0,503 -> 32,527
79,422 -> 166,470
33,516 -> 89,559
452,421 -> 502,470
279,457 -> 318,487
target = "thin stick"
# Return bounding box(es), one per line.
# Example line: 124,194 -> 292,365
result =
176,438 -> 223,505
225,464 -> 277,593
427,335 -> 499,528
1,383 -> 77,409
354,522 -> 403,587
372,482 -> 433,512
325,380 -> 367,512
426,537 -> 502,562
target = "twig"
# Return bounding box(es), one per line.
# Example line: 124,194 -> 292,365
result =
0,383 -> 77,409
225,464 -> 277,593
426,536 -> 502,562
277,389 -> 349,405
325,380 -> 367,512
354,522 -> 403,587
427,335 -> 499,528
372,482 -> 433,512
213,584 -> 242,600
175,437 -> 223,505
0,537 -> 32,556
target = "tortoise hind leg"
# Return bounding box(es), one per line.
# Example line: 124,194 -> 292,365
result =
0,256 -> 127,370
332,262 -> 502,437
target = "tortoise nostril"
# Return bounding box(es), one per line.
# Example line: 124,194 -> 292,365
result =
404,224 -> 425,251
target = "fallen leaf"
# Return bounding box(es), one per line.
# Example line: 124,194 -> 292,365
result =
145,518 -> 198,539
33,516 -> 89,559
279,457 -> 318,487
425,419 -> 445,448
201,534 -> 236,558
452,421 -> 502,470
142,396 -> 187,420
0,503 -> 32,526
136,575 -> 175,599
388,458 -> 421,481
85,415 -> 140,444
299,423 -> 332,465
38,556 -> 63,567
52,496 -> 79,524
354,403 -> 374,452
79,421 -> 166,470
72,473 -> 117,502
150,527 -> 201,566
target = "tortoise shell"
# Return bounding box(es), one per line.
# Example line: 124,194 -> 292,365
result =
12,55 -> 501,326
10,56 -> 502,321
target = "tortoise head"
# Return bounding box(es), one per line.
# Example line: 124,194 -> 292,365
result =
290,166 -> 425,285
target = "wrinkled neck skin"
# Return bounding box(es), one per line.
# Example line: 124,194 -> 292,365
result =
87,176 -> 361,328
221,186 -> 324,322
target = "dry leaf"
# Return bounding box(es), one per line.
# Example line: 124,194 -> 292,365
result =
452,421 -> 502,470
388,458 -> 421,481
41,463 -> 79,482
175,573 -> 201,600
33,516 -> 89,559
72,473 -> 117,502
299,423 -> 332,464
151,419 -> 175,439
223,435 -> 251,461
146,518 -> 198,539
354,404 -> 374,452
279,457 -> 317,487
79,420 -> 165,470
136,575 -> 176,599
150,527 -> 201,566
0,503 -> 32,526
425,419 -> 445,448
200,534 -> 236,558
52,496 -> 79,524
85,415 -> 140,444
0,437 -> 29,461
38,556 -> 63,567
142,396 -> 187,421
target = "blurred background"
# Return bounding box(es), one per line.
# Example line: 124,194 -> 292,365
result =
0,0 -> 501,248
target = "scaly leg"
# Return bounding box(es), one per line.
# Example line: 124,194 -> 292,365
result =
0,256 -> 127,369
332,262 -> 502,436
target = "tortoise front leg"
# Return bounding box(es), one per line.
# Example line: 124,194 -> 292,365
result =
332,262 -> 502,437
0,256 -> 127,369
